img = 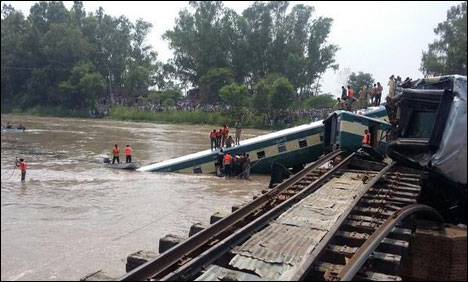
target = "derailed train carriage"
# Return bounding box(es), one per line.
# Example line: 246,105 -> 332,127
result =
385,75 -> 467,223
138,106 -> 389,174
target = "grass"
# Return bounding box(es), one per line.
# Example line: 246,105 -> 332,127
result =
2,105 -> 311,130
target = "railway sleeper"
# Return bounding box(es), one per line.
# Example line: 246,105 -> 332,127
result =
334,231 -> 409,254
367,188 -> 419,199
362,194 -> 417,205
355,271 -> 402,281
359,198 -> 411,208
343,221 -> 412,241
159,234 -> 185,253
352,207 -> 394,218
126,250 -> 158,272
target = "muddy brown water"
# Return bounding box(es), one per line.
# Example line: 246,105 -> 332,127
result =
1,114 -> 270,281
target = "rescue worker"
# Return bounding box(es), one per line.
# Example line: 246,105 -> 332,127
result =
210,129 -> 217,150
388,75 -> 396,99
375,82 -> 383,106
216,149 -> 224,176
125,144 -> 133,163
235,122 -> 242,146
15,158 -> 28,182
346,85 -> 356,111
223,152 -> 233,177
112,144 -> 120,164
221,124 -> 229,148
241,153 -> 251,180
362,129 -> 371,146
216,129 -> 223,149
226,135 -> 234,148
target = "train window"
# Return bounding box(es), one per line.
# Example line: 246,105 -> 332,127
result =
298,139 -> 308,148
278,143 -> 287,153
257,151 -> 266,159
193,167 -> 202,174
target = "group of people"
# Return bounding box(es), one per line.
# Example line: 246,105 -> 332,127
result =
209,122 -> 242,150
337,83 -> 384,111
2,121 -> 26,131
111,144 -> 133,164
217,150 -> 251,179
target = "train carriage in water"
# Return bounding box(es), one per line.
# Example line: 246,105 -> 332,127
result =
138,106 -> 388,174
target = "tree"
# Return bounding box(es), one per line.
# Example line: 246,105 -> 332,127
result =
270,77 -> 295,111
219,83 -> 248,117
165,1 -> 338,94
1,3 -> 162,113
58,62 -> 105,110
421,2 -> 467,76
347,72 -> 375,95
305,94 -> 335,109
199,67 -> 234,104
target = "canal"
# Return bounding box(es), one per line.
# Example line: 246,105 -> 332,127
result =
1,114 -> 270,280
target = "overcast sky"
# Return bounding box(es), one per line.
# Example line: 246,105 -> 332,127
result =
4,1 -> 461,97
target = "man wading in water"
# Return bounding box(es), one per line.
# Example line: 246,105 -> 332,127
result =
15,158 -> 28,182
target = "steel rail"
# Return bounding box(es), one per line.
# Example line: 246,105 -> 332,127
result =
161,152 -> 356,281
338,204 -> 444,281
291,161 -> 395,281
119,150 -> 344,281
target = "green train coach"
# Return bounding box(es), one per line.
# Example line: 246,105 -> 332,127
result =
137,106 -> 389,174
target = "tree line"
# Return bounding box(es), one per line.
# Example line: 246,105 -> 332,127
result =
1,1 -> 466,121
1,1 -> 338,118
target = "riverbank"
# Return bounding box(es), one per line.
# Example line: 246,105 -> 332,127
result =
3,106 -> 313,130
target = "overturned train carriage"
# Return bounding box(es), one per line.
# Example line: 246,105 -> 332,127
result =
138,106 -> 388,174
386,75 -> 467,224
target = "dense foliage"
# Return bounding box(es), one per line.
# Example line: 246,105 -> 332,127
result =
1,1 -> 342,128
421,2 -> 467,76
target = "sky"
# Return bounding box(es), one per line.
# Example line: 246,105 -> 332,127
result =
3,1 -> 461,98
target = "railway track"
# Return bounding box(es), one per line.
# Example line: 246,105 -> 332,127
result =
120,150 -> 349,281
119,152 -> 442,281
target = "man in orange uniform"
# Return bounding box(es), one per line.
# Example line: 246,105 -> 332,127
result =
210,129 -> 217,150
112,144 -> 120,164
222,124 -> 229,147
15,158 -> 28,181
223,152 -> 232,177
362,129 -> 371,146
125,144 -> 133,163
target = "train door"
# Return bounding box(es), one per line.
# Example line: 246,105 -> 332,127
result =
323,113 -> 340,150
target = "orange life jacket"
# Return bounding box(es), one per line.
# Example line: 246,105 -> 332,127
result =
223,154 -> 232,165
125,147 -> 133,156
223,127 -> 229,136
113,147 -> 120,156
18,162 -> 28,171
362,133 -> 371,145
210,131 -> 216,139
348,89 -> 355,98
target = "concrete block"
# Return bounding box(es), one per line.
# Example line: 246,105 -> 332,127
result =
126,250 -> 158,272
210,211 -> 228,224
159,234 -> 184,253
189,222 -> 208,237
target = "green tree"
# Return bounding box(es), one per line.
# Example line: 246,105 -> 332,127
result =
199,67 -> 234,104
347,72 -> 375,95
421,2 -> 467,76
270,76 -> 295,111
305,94 -> 335,109
58,62 -> 105,109
219,83 -> 248,116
